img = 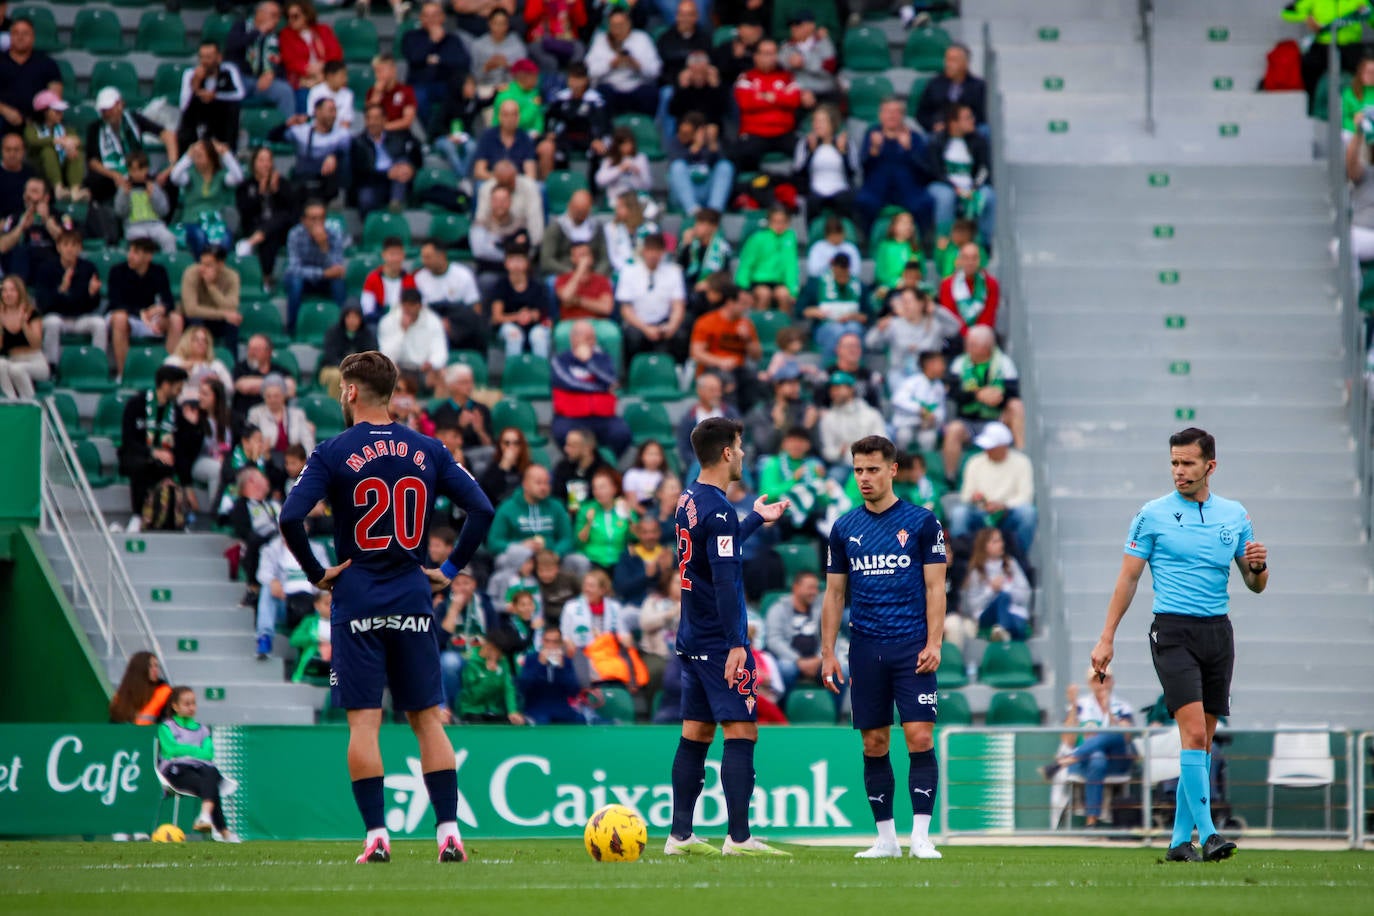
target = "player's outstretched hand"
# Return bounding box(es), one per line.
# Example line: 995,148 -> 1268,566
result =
753,495 -> 791,525
915,643 -> 941,675
424,566 -> 452,594
1090,637 -> 1114,680
314,559 -> 352,591
820,654 -> 844,694
724,646 -> 749,687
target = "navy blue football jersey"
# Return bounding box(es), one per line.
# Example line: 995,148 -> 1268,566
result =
673,482 -> 763,654
827,499 -> 946,642
280,421 -> 493,615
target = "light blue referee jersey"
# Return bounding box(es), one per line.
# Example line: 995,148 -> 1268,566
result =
1123,491 -> 1254,617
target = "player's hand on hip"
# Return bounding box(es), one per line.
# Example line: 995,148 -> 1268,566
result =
916,643 -> 941,675
313,559 -> 352,591
1090,637 -> 1113,679
723,646 -> 749,687
424,566 -> 452,593
1244,540 -> 1267,571
820,654 -> 844,694
752,495 -> 791,524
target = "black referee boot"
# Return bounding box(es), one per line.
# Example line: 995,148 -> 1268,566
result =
1165,842 -> 1202,862
1202,833 -> 1237,862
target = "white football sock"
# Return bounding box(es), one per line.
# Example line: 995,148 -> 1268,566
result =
911,815 -> 932,844
366,827 -> 389,844
437,820 -> 461,844
876,819 -> 898,846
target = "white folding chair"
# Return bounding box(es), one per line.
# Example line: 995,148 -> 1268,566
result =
153,740 -> 240,834
1266,726 -> 1335,832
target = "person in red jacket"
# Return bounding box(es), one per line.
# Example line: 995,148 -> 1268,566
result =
360,236 -> 417,325
938,242 -> 1000,337
280,0 -> 343,114
731,39 -> 802,172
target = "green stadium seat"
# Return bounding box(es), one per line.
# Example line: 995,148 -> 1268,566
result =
622,400 -> 672,448
848,74 -> 894,123
344,253 -> 382,291
240,107 -> 287,147
612,113 -> 663,159
230,256 -> 268,303
808,214 -> 860,247
784,688 -> 836,724
200,12 -> 239,49
977,642 -> 1037,688
347,63 -> 374,99
938,689 -> 973,726
427,212 -> 470,249
66,104 -> 101,145
55,58 -> 77,101
773,541 -> 820,580
89,249 -> 127,285
545,170 -> 589,214
93,390 -> 135,442
713,26 -> 736,47
13,6 -> 60,53
500,353 -> 551,399
757,589 -> 789,615
937,640 -> 968,688
414,166 -> 458,198
76,440 -> 114,488
72,9 -> 126,54
51,389 -> 84,439
729,211 -> 771,247
907,77 -> 935,120
150,62 -> 186,106
362,211 -> 412,250
842,26 -> 890,72
626,353 -> 682,401
153,251 -> 195,284
294,300 -> 339,347
984,690 -> 1042,726
272,347 -> 301,383
122,346 -> 165,390
595,685 -> 636,724
239,300 -> 288,347
552,318 -> 622,368
335,17 -> 379,62
299,392 -> 346,438
771,0 -> 841,41
59,346 -> 113,393
445,349 -> 489,386
136,11 -> 191,57
91,60 -> 143,108
903,25 -> 952,71
490,397 -> 546,447
749,310 -> 793,358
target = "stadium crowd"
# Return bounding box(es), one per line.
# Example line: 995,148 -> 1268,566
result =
1,0 -> 1039,723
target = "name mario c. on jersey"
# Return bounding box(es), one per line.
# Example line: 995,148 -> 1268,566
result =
831,528 -> 945,576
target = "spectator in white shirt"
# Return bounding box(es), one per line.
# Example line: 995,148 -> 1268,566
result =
866,288 -> 959,391
305,61 -> 356,132
616,232 -> 688,363
805,213 -> 862,279
948,421 -> 1036,561
378,287 -> 448,388
475,159 -> 544,249
593,127 -> 652,208
414,241 -> 484,353
585,7 -> 662,117
818,371 -> 886,468
889,350 -> 948,453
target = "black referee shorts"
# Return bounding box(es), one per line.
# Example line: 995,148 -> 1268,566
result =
1149,613 -> 1234,718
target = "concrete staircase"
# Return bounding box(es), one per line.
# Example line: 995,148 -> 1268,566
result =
976,0 -> 1374,727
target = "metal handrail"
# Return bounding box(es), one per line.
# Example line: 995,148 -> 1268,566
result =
40,398 -> 167,675
1139,0 -> 1155,135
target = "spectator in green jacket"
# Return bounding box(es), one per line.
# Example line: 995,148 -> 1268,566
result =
873,209 -> 920,294
1283,0 -> 1370,101
734,204 -> 799,313
488,464 -> 576,582
493,58 -> 545,136
1341,55 -> 1374,137
288,591 -> 332,683
759,427 -> 834,534
170,138 -> 244,258
576,467 -> 637,571
458,634 -> 526,724
157,686 -> 239,842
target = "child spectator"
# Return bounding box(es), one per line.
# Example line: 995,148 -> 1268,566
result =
867,290 -> 958,393
594,126 -> 652,207
518,628 -> 585,724
622,440 -> 668,507
458,633 -> 526,724
108,651 -> 171,725
114,152 -> 175,254
575,467 -> 636,572
889,350 -> 950,453
359,236 -> 416,323
873,210 -> 920,299
157,686 -> 240,842
734,204 -> 799,313
255,534 -> 326,659
676,208 -> 732,295
305,60 -> 356,131
961,527 -> 1031,642
934,218 -> 982,279
534,548 -> 579,631
288,590 -> 332,683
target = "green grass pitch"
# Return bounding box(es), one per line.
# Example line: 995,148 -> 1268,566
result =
2,841 -> 1370,915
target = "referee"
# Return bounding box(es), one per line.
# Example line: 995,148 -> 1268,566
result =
1091,428 -> 1267,863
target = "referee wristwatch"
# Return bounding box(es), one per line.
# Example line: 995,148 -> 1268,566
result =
1248,562 -> 1267,573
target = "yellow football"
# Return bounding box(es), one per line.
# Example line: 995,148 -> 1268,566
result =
151,823 -> 186,843
583,804 -> 648,862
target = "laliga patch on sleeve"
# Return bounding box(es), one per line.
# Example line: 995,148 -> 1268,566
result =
716,535 -> 734,557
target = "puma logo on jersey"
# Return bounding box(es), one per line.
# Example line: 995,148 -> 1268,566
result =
715,513 -> 730,520
848,535 -> 864,546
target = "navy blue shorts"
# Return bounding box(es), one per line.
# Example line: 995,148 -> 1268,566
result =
847,636 -> 938,730
330,571 -> 444,712
678,648 -> 759,724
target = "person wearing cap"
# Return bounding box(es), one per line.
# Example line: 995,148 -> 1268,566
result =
178,40 -> 247,153
744,359 -> 819,460
493,58 -> 545,136
948,419 -> 1036,562
24,90 -> 84,202
689,280 -> 761,411
85,88 -> 178,207
800,251 -> 869,362
586,7 -> 662,117
0,16 -> 60,128
780,10 -> 836,106
378,287 -> 448,387
349,103 -> 422,215
118,363 -> 201,525
942,324 -> 1023,479
817,370 -> 887,468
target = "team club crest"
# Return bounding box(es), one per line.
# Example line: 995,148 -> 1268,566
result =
896,529 -> 909,548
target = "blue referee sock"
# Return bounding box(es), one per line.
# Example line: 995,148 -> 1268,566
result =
1170,770 -> 1196,847
863,754 -> 895,825
670,737 -> 711,840
1179,749 -> 1218,840
908,749 -> 939,816
721,738 -> 756,844
423,768 -> 459,828
351,776 -> 386,832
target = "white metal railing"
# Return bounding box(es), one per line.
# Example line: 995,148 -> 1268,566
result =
938,725 -> 1361,846
39,398 -> 167,675
984,24 -> 1069,699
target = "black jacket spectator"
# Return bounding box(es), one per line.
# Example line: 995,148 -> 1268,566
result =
657,22 -> 711,87
118,388 -> 200,516
0,31 -> 60,124
400,26 -> 471,116
914,73 -> 988,133
107,261 -> 174,315
545,86 -> 612,155
0,159 -> 33,220
349,129 -> 422,206
432,397 -> 493,451
477,459 -> 523,506
667,79 -> 729,126
236,165 -> 300,278
517,648 -> 583,724
177,53 -> 246,151
33,256 -> 99,317
321,310 -> 378,368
